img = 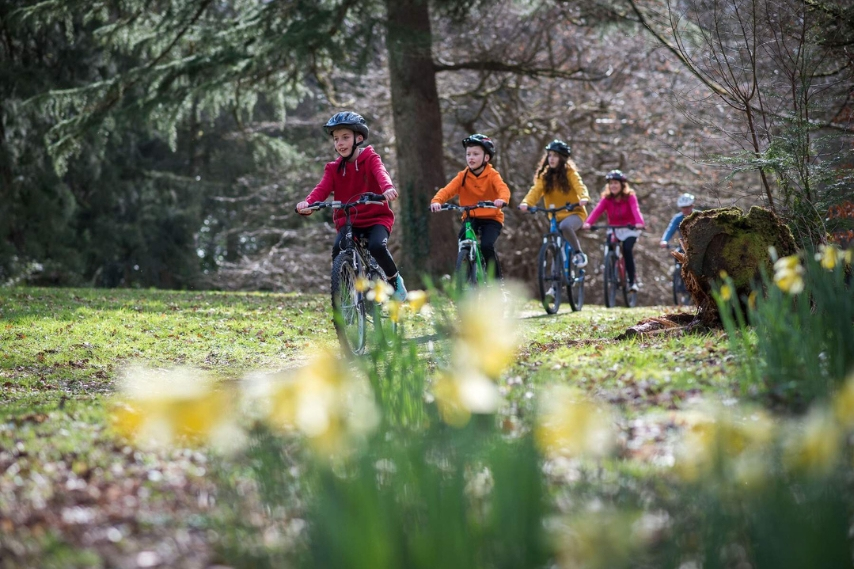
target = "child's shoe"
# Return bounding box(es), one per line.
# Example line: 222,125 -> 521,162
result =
574,252 -> 588,268
629,282 -> 639,292
391,274 -> 407,302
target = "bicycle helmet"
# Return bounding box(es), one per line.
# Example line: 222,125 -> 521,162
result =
324,111 -> 369,139
462,134 -> 496,158
545,139 -> 571,157
605,169 -> 627,182
677,193 -> 695,207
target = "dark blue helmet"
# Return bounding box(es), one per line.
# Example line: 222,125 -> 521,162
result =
324,111 -> 369,139
462,133 -> 495,158
545,139 -> 571,157
605,169 -> 627,182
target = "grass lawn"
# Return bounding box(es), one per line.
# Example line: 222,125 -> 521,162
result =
1,286 -> 732,568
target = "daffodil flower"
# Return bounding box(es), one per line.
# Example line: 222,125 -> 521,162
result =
406,290 -> 429,313
535,386 -> 615,459
111,366 -> 243,453
783,407 -> 841,475
773,254 -> 804,294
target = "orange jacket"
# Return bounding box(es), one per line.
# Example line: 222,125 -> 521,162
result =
431,164 -> 512,224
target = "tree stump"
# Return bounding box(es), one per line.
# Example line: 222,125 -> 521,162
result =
675,206 -> 797,326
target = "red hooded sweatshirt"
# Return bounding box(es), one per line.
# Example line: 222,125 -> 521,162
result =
304,146 -> 396,233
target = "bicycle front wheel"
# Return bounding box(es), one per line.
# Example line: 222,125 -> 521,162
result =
618,258 -> 633,307
455,248 -> 478,292
331,252 -> 367,356
538,242 -> 562,314
567,258 -> 584,312
603,251 -> 618,308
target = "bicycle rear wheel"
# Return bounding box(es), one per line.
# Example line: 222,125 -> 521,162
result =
538,242 -> 562,314
673,264 -> 692,306
603,251 -> 618,308
331,252 -> 366,356
567,259 -> 584,312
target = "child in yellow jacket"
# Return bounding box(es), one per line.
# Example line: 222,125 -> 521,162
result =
519,139 -> 590,267
430,134 -> 511,278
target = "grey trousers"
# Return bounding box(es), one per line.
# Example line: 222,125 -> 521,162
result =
558,214 -> 584,255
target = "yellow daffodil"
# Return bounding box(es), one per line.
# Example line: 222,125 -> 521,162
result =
354,276 -> 371,293
455,286 -> 521,379
406,290 -> 429,313
111,366 -> 242,452
366,279 -> 394,303
773,254 -> 804,294
719,283 -> 732,302
387,300 -> 404,323
554,510 -> 638,569
248,351 -> 379,457
535,386 -> 615,459
433,367 -> 502,428
783,407 -> 841,476
673,407 -> 773,482
815,244 -> 841,270
833,372 -> 854,429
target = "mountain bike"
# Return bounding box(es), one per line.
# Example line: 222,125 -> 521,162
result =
520,202 -> 585,314
299,193 -> 391,356
433,201 -> 499,291
668,245 -> 692,306
591,225 -> 643,308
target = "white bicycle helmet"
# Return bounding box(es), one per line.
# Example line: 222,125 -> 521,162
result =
677,193 -> 695,207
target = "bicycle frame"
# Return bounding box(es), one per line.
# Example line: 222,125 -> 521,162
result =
434,201 -> 499,286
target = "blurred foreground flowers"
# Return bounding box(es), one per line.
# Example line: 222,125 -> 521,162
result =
536,386 -> 616,459
111,366 -> 243,452
432,284 -> 523,427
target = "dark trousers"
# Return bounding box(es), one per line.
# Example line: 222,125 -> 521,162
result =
461,218 -> 503,279
621,236 -> 637,285
333,225 -> 398,278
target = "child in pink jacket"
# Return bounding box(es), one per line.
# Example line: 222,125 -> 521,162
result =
582,169 -> 646,291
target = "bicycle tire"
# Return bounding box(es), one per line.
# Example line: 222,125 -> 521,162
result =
455,247 -> 478,292
567,258 -> 584,312
672,265 -> 681,306
331,252 -> 367,356
537,241 -> 562,314
604,251 -> 618,308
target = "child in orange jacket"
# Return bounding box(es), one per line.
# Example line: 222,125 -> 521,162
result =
430,134 -> 511,278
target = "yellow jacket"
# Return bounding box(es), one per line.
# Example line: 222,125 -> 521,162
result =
521,168 -> 590,222
432,164 -> 512,224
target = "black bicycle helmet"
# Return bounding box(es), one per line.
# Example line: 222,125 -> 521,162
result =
545,139 -> 571,157
462,134 -> 496,158
605,169 -> 627,182
324,111 -> 369,139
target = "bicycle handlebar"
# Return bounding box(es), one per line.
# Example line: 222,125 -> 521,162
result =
433,201 -> 498,212
298,192 -> 387,213
588,224 -> 645,231
518,202 -> 581,214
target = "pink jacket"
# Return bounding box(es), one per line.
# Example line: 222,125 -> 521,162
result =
586,193 -> 645,227
304,146 -> 396,232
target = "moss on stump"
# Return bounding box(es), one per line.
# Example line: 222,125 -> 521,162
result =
677,206 -> 797,325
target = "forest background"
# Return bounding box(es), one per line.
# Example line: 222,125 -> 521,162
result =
2,0 -> 853,304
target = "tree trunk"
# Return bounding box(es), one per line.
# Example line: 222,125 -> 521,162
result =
385,0 -> 456,282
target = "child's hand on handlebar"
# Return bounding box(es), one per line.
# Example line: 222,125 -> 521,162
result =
660,241 -> 669,248
494,199 -> 506,208
296,201 -> 311,215
582,222 -> 591,230
430,202 -> 442,212
518,203 -> 528,212
383,188 -> 399,201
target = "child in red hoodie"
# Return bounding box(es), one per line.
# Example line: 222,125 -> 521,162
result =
296,112 -> 406,300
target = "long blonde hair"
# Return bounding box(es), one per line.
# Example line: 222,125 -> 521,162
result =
600,180 -> 635,201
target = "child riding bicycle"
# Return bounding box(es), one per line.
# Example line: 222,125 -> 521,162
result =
659,193 -> 695,250
519,139 -> 590,268
582,169 -> 647,291
296,111 -> 407,301
430,134 -> 511,279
